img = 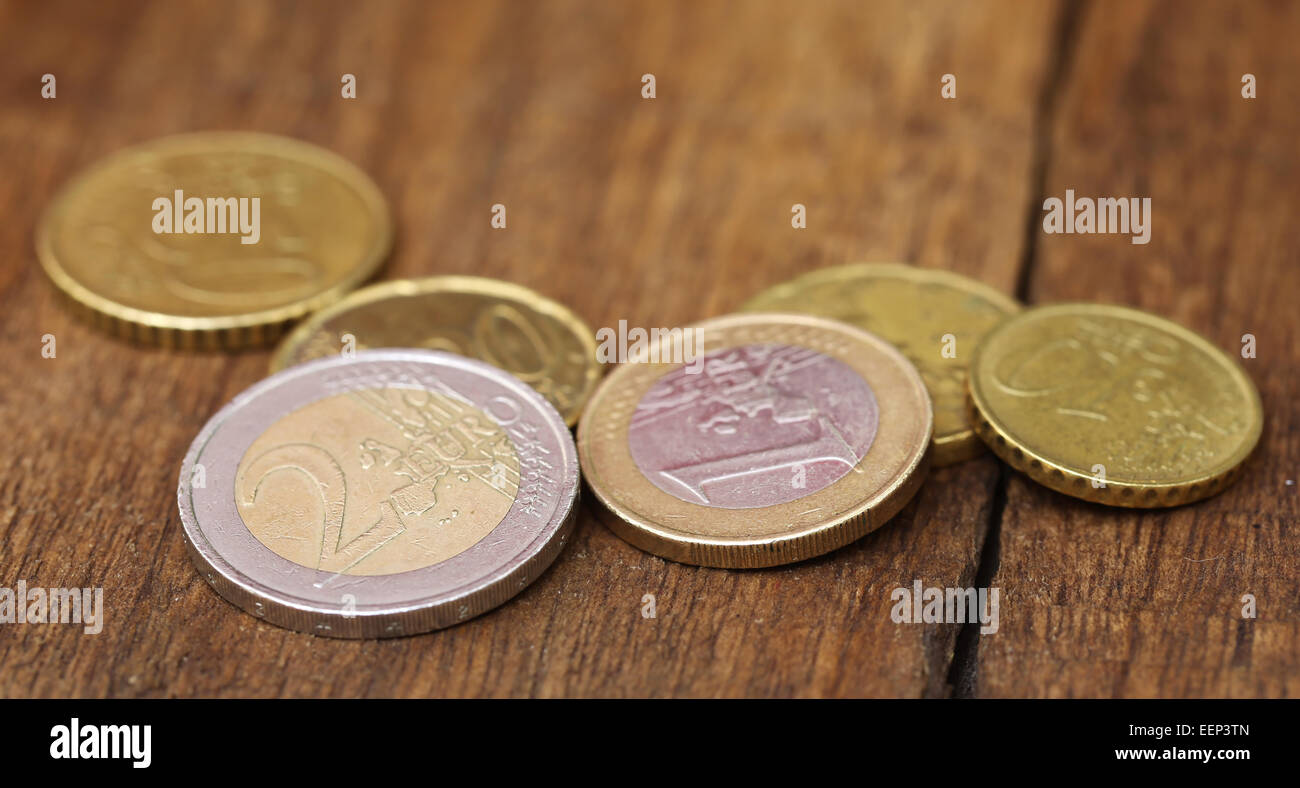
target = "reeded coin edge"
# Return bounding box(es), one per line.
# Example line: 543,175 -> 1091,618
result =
36,132 -> 394,349
586,442 -> 931,569
176,350 -> 580,637
268,274 -> 602,426
577,312 -> 934,568
740,262 -> 1020,468
931,428 -> 986,467
180,496 -> 578,638
965,302 -> 1264,509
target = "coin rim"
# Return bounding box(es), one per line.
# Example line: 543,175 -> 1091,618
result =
739,262 -> 1021,467
269,275 -> 601,427
36,131 -> 393,346
576,312 -> 933,568
176,349 -> 580,638
966,302 -> 1264,508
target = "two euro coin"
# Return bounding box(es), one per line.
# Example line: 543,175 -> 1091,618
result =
177,350 -> 579,637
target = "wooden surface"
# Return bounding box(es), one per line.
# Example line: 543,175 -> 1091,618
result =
0,0 -> 1294,697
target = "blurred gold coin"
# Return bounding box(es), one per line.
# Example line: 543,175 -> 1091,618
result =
741,263 -> 1020,465
271,276 -> 601,426
577,312 -> 932,568
36,132 -> 392,348
967,303 -> 1263,507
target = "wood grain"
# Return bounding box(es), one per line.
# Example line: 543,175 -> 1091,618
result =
975,0 -> 1300,698
2,0 -> 1292,698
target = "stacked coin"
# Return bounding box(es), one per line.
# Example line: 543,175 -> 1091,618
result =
738,265 -> 1262,508
38,132 -> 1266,633
39,134 -> 596,636
178,272 -> 599,635
576,264 -> 1262,567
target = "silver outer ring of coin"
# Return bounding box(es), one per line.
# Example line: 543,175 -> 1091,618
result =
176,349 -> 579,638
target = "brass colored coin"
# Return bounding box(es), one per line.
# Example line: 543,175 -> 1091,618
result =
577,313 -> 933,568
270,276 -> 601,427
36,132 -> 392,348
741,263 -> 1020,466
966,303 -> 1263,508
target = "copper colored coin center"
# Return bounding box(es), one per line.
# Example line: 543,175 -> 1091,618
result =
626,344 -> 879,509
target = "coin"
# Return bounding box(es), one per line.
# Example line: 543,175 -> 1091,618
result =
37,132 -> 392,349
577,313 -> 932,568
966,303 -> 1263,507
270,276 -> 600,427
177,350 -> 579,637
741,263 -> 1020,466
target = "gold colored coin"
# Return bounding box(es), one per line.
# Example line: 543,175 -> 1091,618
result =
36,132 -> 392,348
741,263 -> 1020,466
577,312 -> 933,568
236,389 -> 520,576
966,303 -> 1263,507
271,276 -> 601,427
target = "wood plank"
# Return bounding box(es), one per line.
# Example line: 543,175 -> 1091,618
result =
0,0 -> 1056,697
976,0 -> 1300,697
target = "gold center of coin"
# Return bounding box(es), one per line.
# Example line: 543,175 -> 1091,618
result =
234,388 -> 520,575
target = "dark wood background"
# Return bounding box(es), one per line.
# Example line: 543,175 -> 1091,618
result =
1,0 -> 1296,698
